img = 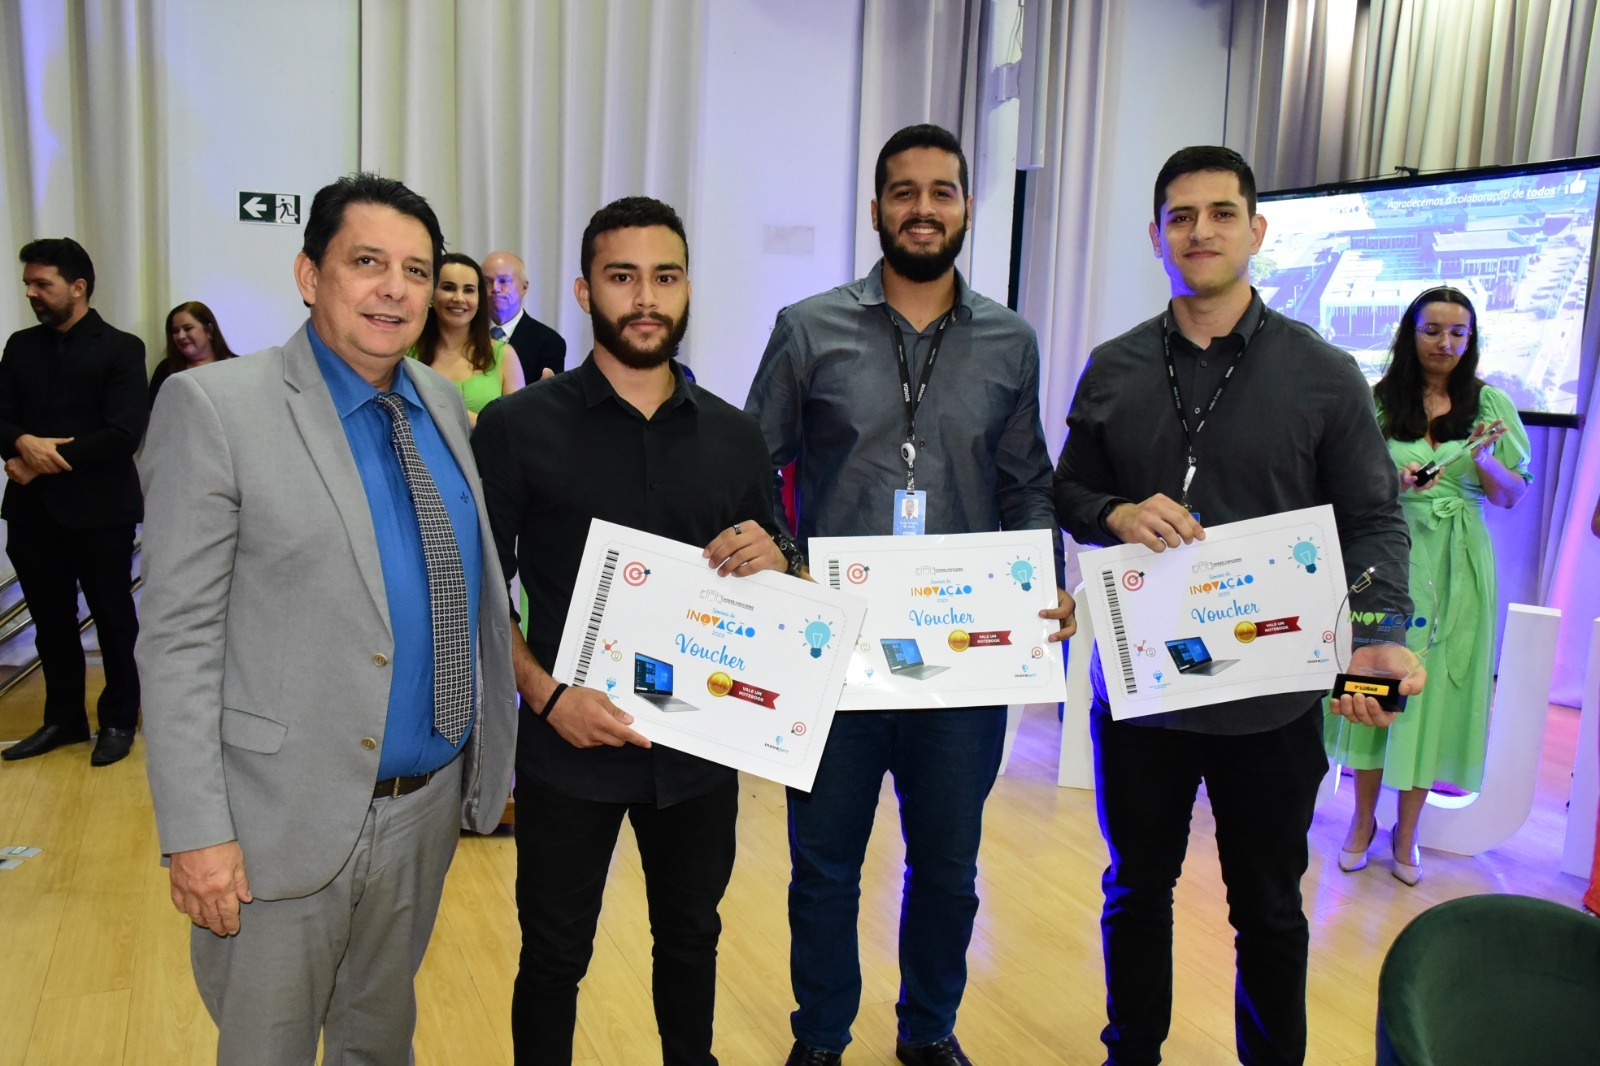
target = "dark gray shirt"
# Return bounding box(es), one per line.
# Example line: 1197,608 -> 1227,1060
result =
1054,291 -> 1411,734
745,261 -> 1063,582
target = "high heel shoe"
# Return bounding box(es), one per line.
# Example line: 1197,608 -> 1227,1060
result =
1391,824 -> 1422,886
1339,823 -> 1377,872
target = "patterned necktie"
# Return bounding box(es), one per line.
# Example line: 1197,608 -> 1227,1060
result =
373,391 -> 473,743
490,325 -> 506,340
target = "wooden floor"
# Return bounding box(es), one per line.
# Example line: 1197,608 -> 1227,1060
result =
0,669 -> 1591,1065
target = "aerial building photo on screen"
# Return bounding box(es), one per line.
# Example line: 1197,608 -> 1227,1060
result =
1255,160 -> 1599,419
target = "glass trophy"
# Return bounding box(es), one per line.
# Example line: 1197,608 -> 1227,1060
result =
1327,566 -> 1437,713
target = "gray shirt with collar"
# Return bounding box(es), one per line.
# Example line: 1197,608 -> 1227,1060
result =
744,260 -> 1063,583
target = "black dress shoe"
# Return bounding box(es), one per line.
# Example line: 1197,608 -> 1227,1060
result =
784,1041 -> 842,1066
2,723 -> 92,761
896,1035 -> 972,1066
90,727 -> 137,767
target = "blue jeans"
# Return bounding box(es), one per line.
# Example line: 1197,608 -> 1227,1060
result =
787,706 -> 1006,1052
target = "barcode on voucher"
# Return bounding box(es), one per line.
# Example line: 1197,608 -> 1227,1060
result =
573,549 -> 619,685
1101,569 -> 1137,694
827,559 -> 841,589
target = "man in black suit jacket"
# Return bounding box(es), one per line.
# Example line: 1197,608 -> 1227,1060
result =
483,249 -> 566,382
0,238 -> 147,766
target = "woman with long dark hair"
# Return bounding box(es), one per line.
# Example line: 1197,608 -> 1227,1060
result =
1328,286 -> 1531,885
412,252 -> 524,424
150,301 -> 237,401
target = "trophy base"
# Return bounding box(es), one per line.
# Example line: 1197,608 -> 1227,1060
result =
1330,672 -> 1408,713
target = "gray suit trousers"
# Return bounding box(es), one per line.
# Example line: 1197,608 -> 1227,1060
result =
190,757 -> 463,1065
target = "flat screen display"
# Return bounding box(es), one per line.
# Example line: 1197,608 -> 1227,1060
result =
1255,158 -> 1599,422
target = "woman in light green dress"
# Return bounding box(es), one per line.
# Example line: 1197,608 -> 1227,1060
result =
412,252 -> 525,423
1327,286 -> 1531,885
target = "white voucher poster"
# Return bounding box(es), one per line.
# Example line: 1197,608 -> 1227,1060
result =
808,529 -> 1066,711
1078,505 -> 1348,720
553,520 -> 866,791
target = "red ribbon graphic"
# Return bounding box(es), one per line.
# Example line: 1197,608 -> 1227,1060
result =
969,631 -> 1013,646
731,681 -> 779,708
1257,617 -> 1301,636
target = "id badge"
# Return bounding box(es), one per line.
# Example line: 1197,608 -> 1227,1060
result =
893,490 -> 927,535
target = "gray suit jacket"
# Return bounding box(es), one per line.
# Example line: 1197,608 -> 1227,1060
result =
137,324 -> 517,901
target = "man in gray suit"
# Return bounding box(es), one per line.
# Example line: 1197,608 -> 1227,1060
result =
137,173 -> 516,1063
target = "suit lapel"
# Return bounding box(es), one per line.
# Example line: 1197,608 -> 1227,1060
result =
281,327 -> 391,634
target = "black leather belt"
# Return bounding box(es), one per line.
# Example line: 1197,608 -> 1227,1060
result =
373,770 -> 435,799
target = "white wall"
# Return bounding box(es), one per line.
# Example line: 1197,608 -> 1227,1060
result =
160,0 -> 360,359
686,0 -> 863,406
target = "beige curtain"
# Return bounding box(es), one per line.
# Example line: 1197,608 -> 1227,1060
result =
0,0 -> 167,626
853,0 -> 982,278
358,0 -> 706,352
1,0 -> 168,359
1226,0 -> 1600,703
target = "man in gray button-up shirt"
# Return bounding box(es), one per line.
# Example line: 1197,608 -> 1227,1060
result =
746,124 -> 1073,1066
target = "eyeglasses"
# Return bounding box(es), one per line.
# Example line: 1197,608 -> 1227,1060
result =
1415,325 -> 1471,340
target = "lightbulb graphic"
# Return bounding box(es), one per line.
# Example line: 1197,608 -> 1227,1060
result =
1291,539 -> 1319,573
804,620 -> 832,659
1009,558 -> 1035,591
604,678 -> 617,693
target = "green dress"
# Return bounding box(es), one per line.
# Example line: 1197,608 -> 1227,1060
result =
1324,386 -> 1532,791
408,339 -> 509,414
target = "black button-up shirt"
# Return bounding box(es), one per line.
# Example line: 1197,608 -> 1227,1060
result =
472,354 -> 776,805
1054,292 -> 1411,734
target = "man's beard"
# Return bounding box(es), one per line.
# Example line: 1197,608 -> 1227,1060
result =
590,302 -> 690,369
29,298 -> 69,327
878,216 -> 968,283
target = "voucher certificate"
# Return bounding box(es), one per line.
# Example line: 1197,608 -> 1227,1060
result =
809,529 -> 1066,711
553,520 -> 865,791
1079,505 -> 1348,720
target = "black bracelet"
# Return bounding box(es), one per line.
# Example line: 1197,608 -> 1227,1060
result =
541,683 -> 568,718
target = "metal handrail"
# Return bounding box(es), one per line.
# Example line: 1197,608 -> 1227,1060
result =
0,540 -> 142,701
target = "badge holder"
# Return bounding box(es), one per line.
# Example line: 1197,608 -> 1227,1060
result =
1327,568 -> 1437,713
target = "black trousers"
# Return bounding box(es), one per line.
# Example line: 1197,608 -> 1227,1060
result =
512,776 -> 738,1066
1092,701 -> 1327,1066
5,516 -> 140,733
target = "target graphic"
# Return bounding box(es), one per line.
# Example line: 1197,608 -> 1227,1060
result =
791,722 -> 807,736
1322,630 -> 1335,643
845,562 -> 868,584
622,561 -> 649,586
1121,570 -> 1144,592
1031,646 -> 1044,659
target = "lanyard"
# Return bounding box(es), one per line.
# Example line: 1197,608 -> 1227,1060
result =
1160,313 -> 1265,510
886,306 -> 954,490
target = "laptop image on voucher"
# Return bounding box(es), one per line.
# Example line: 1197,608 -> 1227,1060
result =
1165,636 -> 1239,676
880,638 -> 950,681
633,653 -> 699,712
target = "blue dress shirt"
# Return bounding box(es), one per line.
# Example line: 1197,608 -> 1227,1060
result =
308,324 -> 481,778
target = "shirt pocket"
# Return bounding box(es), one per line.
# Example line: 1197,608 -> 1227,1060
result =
220,707 -> 288,754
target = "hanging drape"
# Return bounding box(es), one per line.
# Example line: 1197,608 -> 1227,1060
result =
1226,0 -> 1600,703
358,0 -> 706,355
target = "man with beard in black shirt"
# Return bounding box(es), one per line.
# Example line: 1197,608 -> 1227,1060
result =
473,196 -> 804,1066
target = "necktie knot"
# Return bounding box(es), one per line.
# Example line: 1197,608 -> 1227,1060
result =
491,324 -> 506,340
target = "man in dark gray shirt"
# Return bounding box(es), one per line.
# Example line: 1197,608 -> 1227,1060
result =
747,124 -> 1073,1066
1054,146 -> 1419,1066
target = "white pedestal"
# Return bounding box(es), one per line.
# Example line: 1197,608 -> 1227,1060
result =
1560,617 -> 1599,878
1320,604 -> 1563,859
1058,583 -> 1094,789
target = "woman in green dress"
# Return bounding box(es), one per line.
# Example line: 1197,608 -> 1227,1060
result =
413,252 -> 525,423
1329,286 -> 1531,885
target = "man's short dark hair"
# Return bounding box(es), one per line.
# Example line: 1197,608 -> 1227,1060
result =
875,124 -> 969,201
19,238 -> 95,300
580,197 -> 689,280
1152,146 -> 1258,223
301,172 -> 446,274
